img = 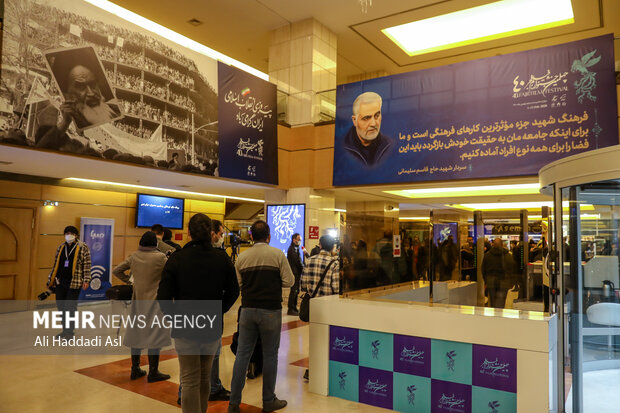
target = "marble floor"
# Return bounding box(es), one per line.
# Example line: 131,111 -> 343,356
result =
0,300 -> 385,413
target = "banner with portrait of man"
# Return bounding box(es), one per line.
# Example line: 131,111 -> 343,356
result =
333,35 -> 618,186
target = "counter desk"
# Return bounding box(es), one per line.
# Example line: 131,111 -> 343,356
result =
308,290 -> 557,413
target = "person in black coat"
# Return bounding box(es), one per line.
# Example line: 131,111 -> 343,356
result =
157,213 -> 239,413
286,233 -> 308,316
482,238 -> 515,308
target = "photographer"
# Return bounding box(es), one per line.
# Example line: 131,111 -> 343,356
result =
46,226 -> 91,338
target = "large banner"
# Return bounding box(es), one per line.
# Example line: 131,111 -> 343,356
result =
79,217 -> 114,301
218,62 -> 278,184
333,35 -> 618,186
0,0 -> 219,177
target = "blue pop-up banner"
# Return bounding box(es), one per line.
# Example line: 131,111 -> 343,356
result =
333,34 -> 618,186
79,218 -> 114,301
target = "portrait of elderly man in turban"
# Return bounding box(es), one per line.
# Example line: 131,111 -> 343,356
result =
45,46 -> 122,131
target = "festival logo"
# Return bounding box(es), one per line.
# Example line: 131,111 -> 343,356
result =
488,400 -> 501,413
512,69 -> 568,99
271,205 -> 302,245
364,379 -> 389,396
446,350 -> 457,372
437,393 -> 466,412
236,137 -> 264,160
472,345 -> 516,393
333,337 -> 355,353
400,345 -> 425,363
479,358 -> 510,378
371,339 -> 381,359
394,335 -> 431,377
407,384 -> 417,406
329,326 -> 359,365
571,50 -> 601,104
338,371 -> 347,390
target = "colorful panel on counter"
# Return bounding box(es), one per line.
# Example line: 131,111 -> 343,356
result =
333,34 -> 618,186
328,326 -> 517,412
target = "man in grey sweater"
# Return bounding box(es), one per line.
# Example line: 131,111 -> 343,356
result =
228,220 -> 294,413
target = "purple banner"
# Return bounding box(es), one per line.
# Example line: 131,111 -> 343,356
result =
472,344 -> 517,393
359,366 -> 393,410
393,334 -> 431,377
431,380 -> 472,413
329,326 -> 359,365
333,34 -> 618,186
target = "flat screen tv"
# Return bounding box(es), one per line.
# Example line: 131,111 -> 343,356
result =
266,203 -> 306,260
135,193 -> 185,229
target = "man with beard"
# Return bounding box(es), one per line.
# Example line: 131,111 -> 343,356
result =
342,91 -> 392,167
61,64 -> 121,130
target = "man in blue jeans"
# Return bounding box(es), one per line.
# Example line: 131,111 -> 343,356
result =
228,220 -> 294,413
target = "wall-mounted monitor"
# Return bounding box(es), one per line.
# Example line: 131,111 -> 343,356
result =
135,193 -> 185,229
266,204 -> 306,259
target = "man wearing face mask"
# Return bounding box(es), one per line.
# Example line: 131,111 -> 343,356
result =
342,91 -> 392,167
286,233 -> 308,316
46,225 -> 92,338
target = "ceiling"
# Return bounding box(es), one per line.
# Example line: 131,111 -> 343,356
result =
110,0 -> 604,83
0,144 -> 272,201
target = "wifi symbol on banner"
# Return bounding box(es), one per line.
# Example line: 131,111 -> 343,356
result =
90,265 -> 106,278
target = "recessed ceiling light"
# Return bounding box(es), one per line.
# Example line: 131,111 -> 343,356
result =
382,0 -> 574,57
447,201 -> 594,211
187,18 -> 203,27
384,183 -> 540,199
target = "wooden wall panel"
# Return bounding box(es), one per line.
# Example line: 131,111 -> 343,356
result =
0,179 -> 225,299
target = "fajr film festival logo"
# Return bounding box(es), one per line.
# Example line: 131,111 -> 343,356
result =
488,400 -> 501,413
236,137 -> 264,161
438,393 -> 466,413
338,371 -> 347,390
446,350 -> 457,372
332,336 -> 355,353
364,379 -> 388,397
371,339 -> 381,359
479,358 -> 510,379
512,69 -> 568,99
407,384 -> 417,406
400,345 -> 425,364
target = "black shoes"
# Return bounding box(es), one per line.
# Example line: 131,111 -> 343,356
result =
146,354 -> 170,383
263,397 -> 287,412
130,367 -> 146,380
287,309 -> 299,316
209,387 -> 231,401
303,369 -> 309,380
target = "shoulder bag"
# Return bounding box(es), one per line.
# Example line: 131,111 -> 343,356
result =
299,260 -> 336,322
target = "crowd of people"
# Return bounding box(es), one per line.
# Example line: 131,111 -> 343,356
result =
48,216 -> 335,413
114,121 -> 155,140
119,99 -> 191,130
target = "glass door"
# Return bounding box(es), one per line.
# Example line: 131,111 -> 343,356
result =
561,179 -> 620,412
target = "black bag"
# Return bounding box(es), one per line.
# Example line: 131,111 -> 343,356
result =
105,285 -> 133,300
299,260 -> 336,322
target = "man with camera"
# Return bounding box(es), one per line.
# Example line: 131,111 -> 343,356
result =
45,225 -> 91,338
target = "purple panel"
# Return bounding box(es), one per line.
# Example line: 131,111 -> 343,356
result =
431,379 -> 472,413
393,334 -> 431,377
359,366 -> 393,410
329,326 -> 359,365
472,344 -> 517,393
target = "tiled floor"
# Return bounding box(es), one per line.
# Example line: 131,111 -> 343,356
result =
0,300 -> 385,413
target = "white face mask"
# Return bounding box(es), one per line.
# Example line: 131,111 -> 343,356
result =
65,234 -> 76,243
213,237 -> 224,248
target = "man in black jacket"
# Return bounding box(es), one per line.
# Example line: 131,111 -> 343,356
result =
157,213 -> 239,413
286,233 -> 308,316
482,238 -> 514,308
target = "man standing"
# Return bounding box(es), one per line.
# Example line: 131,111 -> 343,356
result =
208,219 -> 232,401
286,232 -> 308,316
482,238 -> 514,308
47,225 -> 91,338
228,220 -> 294,413
158,213 -> 239,413
151,224 -> 176,256
342,91 -> 392,167
299,235 -> 340,380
